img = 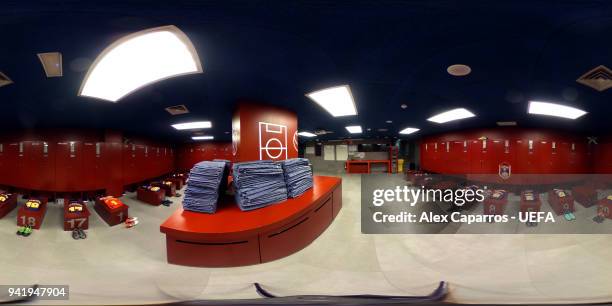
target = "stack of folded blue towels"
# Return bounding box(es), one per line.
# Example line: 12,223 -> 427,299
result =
280,158 -> 313,198
182,161 -> 227,213
232,160 -> 288,211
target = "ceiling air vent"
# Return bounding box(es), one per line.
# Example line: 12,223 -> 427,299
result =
37,52 -> 63,77
497,121 -> 517,126
0,71 -> 13,87
165,104 -> 190,115
576,65 -> 612,91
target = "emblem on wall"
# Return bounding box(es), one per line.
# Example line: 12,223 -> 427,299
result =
258,122 -> 288,160
292,131 -> 298,152
498,162 -> 511,180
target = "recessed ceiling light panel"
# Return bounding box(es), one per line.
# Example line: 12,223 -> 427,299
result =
528,101 -> 587,119
37,52 -> 63,77
79,25 -> 203,102
192,136 -> 214,140
399,127 -> 420,135
427,108 -> 475,124
172,121 -> 212,130
345,125 -> 362,134
0,71 -> 13,88
297,131 -> 317,137
447,64 -> 471,76
306,85 -> 357,117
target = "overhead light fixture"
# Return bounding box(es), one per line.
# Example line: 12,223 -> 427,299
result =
497,121 -> 517,126
399,127 -> 420,135
427,108 -> 475,124
447,64 -> 471,76
79,25 -> 203,102
297,131 -> 317,137
0,71 -> 13,88
192,136 -> 214,140
345,125 -> 362,134
172,121 -> 212,130
306,85 -> 357,117
37,52 -> 63,77
386,120 -> 393,123
528,101 -> 587,119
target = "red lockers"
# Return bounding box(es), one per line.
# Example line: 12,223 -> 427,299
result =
55,141 -> 83,191
420,128 -> 595,175
81,142 -> 105,190
25,141 -> 55,190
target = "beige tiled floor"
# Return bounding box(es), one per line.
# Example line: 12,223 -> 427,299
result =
0,172 -> 611,304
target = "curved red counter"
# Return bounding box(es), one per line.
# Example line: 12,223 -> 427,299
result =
160,176 -> 342,267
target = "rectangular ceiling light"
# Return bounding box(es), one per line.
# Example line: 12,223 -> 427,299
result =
306,85 -> 357,117
345,125 -> 362,134
192,136 -> 214,140
427,108 -> 475,124
79,25 -> 203,102
172,121 -> 212,130
37,52 -> 63,77
399,127 -> 420,135
0,71 -> 13,87
297,131 -> 317,137
528,101 -> 587,119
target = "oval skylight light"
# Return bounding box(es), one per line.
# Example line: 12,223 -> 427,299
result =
79,25 -> 203,102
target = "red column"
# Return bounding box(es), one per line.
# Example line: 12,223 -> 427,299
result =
232,102 -> 298,162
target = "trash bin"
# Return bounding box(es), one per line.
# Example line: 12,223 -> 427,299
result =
398,159 -> 405,173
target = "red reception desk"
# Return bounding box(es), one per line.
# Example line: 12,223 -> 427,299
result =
346,160 -> 391,174
160,176 -> 342,267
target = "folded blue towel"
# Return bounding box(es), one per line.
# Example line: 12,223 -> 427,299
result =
233,160 -> 288,211
182,161 -> 228,213
280,158 -> 313,198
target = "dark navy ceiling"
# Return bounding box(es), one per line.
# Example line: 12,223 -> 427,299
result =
1,1 -> 612,143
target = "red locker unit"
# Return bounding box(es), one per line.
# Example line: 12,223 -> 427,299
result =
0,193 -> 18,219
63,201 -> 91,231
520,190 -> 541,213
547,189 -> 574,215
55,141 -> 83,191
17,199 -> 48,230
597,195 -> 612,219
137,186 -> 165,206
572,185 -> 597,208
95,197 -> 129,226
153,181 -> 176,197
483,190 -> 508,215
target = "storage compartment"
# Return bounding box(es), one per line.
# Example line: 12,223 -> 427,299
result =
166,236 -> 260,267
548,189 -> 575,215
259,196 -> 333,263
17,199 -> 47,229
0,193 -> 18,219
63,201 -> 91,231
572,185 -> 597,208
94,197 -> 129,226
136,187 -> 165,205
